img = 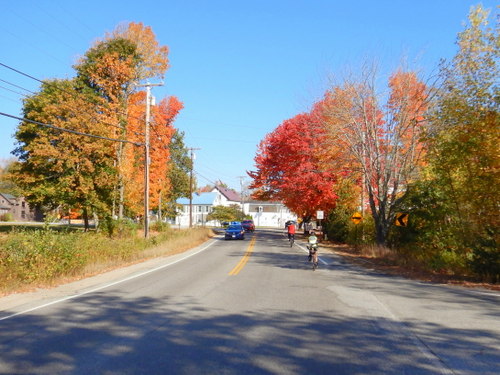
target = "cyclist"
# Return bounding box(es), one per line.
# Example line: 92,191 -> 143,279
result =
286,221 -> 296,242
307,230 -> 319,265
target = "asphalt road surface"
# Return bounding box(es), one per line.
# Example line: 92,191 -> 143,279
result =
0,229 -> 499,374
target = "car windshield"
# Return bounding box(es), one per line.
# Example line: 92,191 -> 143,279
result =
227,225 -> 241,230
242,220 -> 252,224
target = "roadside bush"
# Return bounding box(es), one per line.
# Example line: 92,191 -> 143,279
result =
100,217 -> 138,238
0,213 -> 13,222
0,226 -> 214,293
151,220 -> 170,232
324,207 -> 351,243
469,230 -> 499,283
345,215 -> 375,247
0,229 -> 87,283
388,180 -> 498,279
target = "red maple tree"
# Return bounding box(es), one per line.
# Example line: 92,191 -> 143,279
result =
248,107 -> 339,222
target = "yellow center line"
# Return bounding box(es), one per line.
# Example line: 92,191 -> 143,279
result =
229,235 -> 256,276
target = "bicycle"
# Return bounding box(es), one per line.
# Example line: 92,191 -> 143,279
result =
288,233 -> 295,247
308,244 -> 318,270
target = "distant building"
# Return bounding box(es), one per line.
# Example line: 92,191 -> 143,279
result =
175,185 -> 241,227
0,193 -> 36,221
242,200 -> 297,228
174,184 -> 297,228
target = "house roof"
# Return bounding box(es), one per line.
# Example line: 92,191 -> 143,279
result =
214,185 -> 241,202
177,192 -> 217,205
245,199 -> 283,205
0,193 -> 16,203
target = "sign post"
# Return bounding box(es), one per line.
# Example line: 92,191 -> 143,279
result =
316,210 -> 324,239
351,212 -> 363,249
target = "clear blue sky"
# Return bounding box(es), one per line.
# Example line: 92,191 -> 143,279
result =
0,0 -> 497,191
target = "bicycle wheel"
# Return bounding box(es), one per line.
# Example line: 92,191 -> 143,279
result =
312,252 -> 318,270
290,237 -> 294,247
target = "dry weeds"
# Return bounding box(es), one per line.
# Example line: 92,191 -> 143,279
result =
319,241 -> 499,291
0,227 -> 215,296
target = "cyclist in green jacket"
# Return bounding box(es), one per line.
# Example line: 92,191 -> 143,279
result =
307,231 -> 319,264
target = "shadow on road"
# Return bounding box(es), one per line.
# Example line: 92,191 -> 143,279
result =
1,292 -> 498,375
1,229 -> 498,374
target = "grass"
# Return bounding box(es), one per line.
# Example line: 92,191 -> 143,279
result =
0,225 -> 214,295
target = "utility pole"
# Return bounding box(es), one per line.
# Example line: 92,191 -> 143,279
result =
237,176 -> 245,214
188,147 -> 201,228
136,82 -> 163,238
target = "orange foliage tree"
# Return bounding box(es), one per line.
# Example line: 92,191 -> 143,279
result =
107,22 -> 169,81
123,93 -> 183,216
323,66 -> 430,244
76,22 -> 172,218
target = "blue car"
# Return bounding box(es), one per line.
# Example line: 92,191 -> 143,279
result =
225,224 -> 245,240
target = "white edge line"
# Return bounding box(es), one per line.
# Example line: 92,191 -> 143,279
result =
0,239 -> 217,322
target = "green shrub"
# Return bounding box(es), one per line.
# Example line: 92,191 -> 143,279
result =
324,208 -> 351,243
0,213 -> 14,222
0,229 -> 87,283
345,216 -> 376,246
151,220 -> 170,232
100,217 -> 138,238
0,226 -> 213,292
468,231 -> 499,283
428,249 -> 468,274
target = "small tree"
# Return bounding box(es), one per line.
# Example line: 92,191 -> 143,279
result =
207,205 -> 245,224
423,5 -> 499,280
0,159 -> 20,196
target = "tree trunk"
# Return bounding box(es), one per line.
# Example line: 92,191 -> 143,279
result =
375,217 -> 389,246
83,207 -> 89,232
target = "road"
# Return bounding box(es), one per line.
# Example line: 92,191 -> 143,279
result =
0,229 -> 498,374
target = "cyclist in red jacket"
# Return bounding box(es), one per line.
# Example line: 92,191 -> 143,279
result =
287,222 -> 296,241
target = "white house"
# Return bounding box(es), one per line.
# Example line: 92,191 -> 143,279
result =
174,185 -> 297,228
242,200 -> 297,228
175,185 -> 241,227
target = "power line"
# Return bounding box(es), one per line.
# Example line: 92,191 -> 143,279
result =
0,78 -> 36,94
0,62 -> 146,136
8,7 -> 77,52
0,62 -> 44,85
33,1 -> 91,43
0,27 -> 67,66
54,0 -> 97,35
193,170 -> 220,186
0,84 -> 28,97
0,94 -> 19,103
0,67 -> 144,136
0,112 -> 142,146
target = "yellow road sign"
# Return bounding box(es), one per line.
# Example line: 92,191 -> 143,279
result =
351,212 -> 362,224
395,213 -> 409,227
